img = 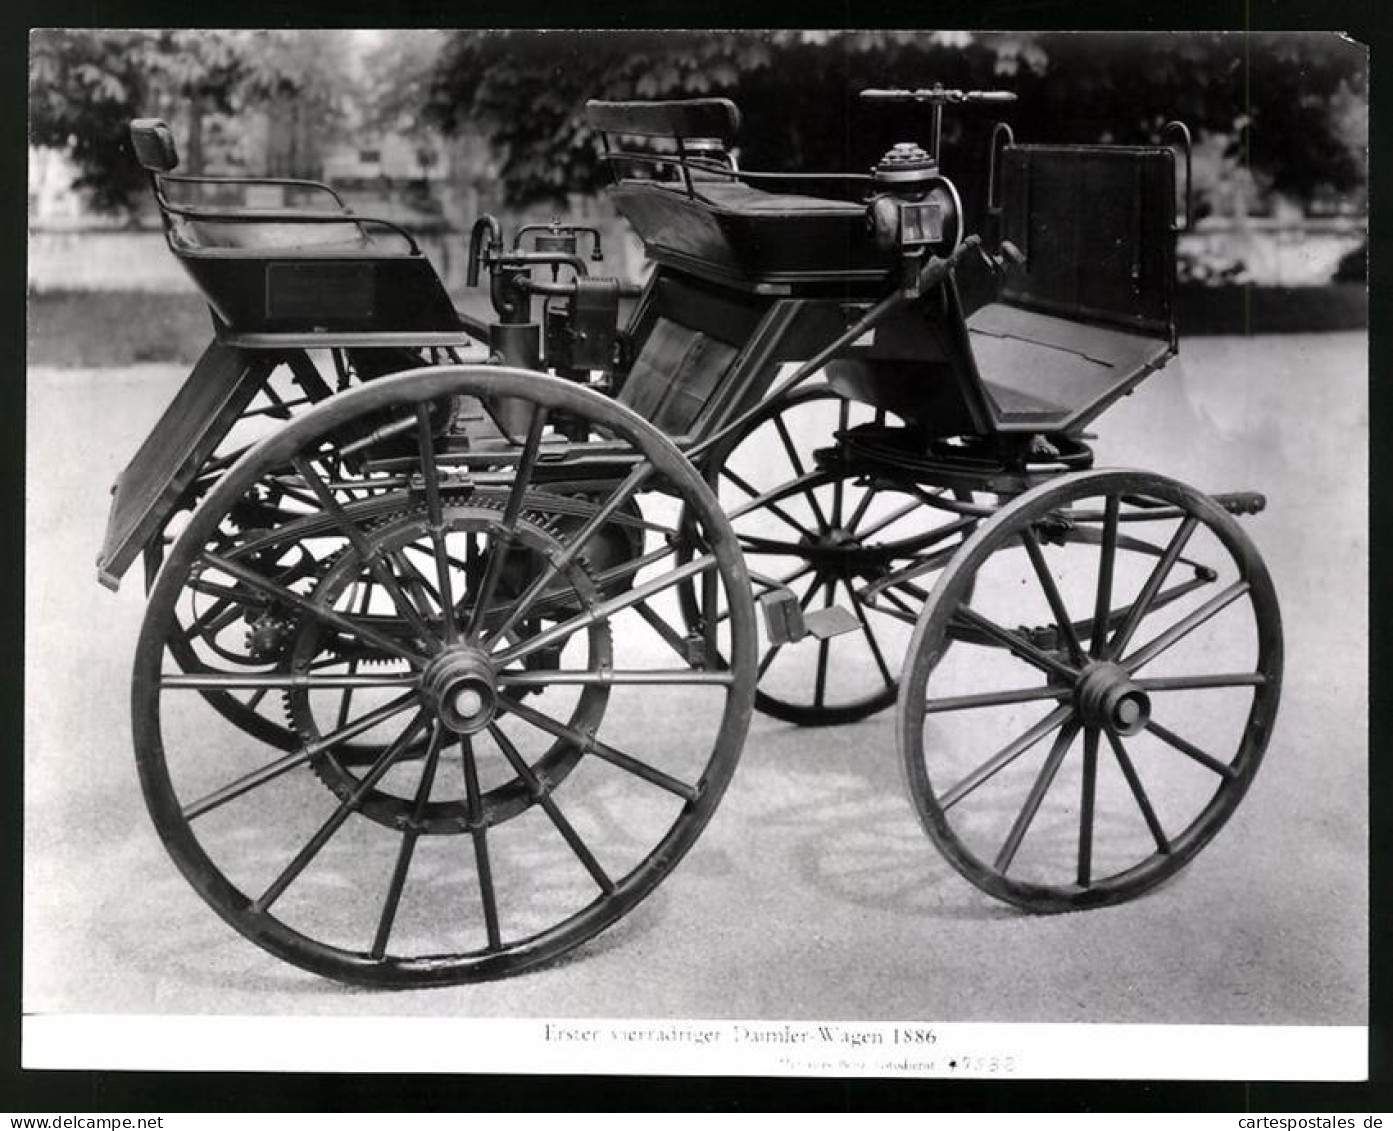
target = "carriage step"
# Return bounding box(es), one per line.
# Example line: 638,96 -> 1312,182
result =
759,588 -> 861,645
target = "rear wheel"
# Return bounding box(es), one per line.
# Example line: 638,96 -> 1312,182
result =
133,365 -> 757,985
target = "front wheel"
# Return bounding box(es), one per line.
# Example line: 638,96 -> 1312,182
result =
898,469 -> 1282,911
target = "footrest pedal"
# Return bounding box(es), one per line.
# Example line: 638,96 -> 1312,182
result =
759,588 -> 860,644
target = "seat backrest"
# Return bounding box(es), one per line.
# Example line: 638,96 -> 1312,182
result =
585,98 -> 742,145
997,144 -> 1177,338
130,118 -> 179,171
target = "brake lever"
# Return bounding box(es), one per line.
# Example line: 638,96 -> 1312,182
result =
909,235 -> 982,296
977,239 -> 1027,275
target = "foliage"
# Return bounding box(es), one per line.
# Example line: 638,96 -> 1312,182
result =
29,29 -> 355,212
30,30 -> 240,210
358,31 -> 451,142
31,29 -> 1368,218
423,29 -> 1367,211
1006,33 -> 1367,214
423,30 -> 1045,206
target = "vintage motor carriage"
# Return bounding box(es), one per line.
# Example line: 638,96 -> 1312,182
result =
99,88 -> 1282,986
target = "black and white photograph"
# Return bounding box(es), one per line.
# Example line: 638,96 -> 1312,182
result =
22,28 -> 1370,1081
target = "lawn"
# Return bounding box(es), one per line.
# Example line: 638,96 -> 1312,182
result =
27,289 -> 214,367
26,287 -> 504,367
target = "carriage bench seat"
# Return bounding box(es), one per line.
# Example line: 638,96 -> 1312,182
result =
588,98 -> 894,287
129,118 -> 465,339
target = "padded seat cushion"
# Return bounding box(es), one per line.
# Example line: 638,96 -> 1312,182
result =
687,181 -> 865,215
171,214 -> 413,255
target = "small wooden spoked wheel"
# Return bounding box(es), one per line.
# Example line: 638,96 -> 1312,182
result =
897,469 -> 1282,911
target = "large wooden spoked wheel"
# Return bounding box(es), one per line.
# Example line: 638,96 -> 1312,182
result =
132,365 -> 757,985
897,469 -> 1282,911
684,385 -> 977,727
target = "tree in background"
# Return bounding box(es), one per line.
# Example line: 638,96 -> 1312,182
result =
423,30 -> 1367,218
422,31 -> 1041,206
30,30 -> 1367,221
29,29 -> 354,213
1008,33 -> 1367,216
30,30 -> 244,211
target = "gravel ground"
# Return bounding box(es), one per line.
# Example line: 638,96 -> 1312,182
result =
24,333 -> 1366,1034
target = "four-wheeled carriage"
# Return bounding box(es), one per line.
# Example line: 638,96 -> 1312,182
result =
99,87 -> 1281,985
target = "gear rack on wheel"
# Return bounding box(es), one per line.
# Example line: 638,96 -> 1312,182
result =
99,91 -> 1281,986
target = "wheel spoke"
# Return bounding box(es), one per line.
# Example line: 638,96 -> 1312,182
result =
994,719 -> 1080,873
939,704 -> 1074,810
186,592 -> 244,640
290,456 -> 440,646
924,685 -> 1070,714
160,672 -> 417,690
876,585 -> 920,622
813,637 -> 830,708
1144,719 -> 1240,779
499,669 -> 733,687
251,711 -> 429,914
950,605 -> 1080,683
484,461 -> 653,647
844,482 -> 879,535
721,467 -> 819,539
1135,672 -> 1268,692
830,398 -> 849,527
771,414 -> 830,531
488,724 -> 615,894
370,722 -> 447,959
1020,527 -> 1086,664
1091,495 -> 1120,658
459,736 -> 502,950
1103,724 -> 1171,855
501,695 -> 699,802
855,498 -> 921,541
1077,725 -> 1099,887
1121,580 -> 1250,674
466,406 -> 551,639
1108,514 -> 1199,658
182,692 -> 419,820
633,598 -> 700,665
415,406 -> 461,643
581,543 -> 682,601
337,582 -> 374,731
812,579 -> 835,708
496,554 -> 718,667
845,580 -> 894,689
700,557 -> 720,662
199,550 -> 425,666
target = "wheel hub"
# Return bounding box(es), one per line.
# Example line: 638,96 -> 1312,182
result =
422,647 -> 499,735
1075,661 -> 1150,736
800,527 -> 864,580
